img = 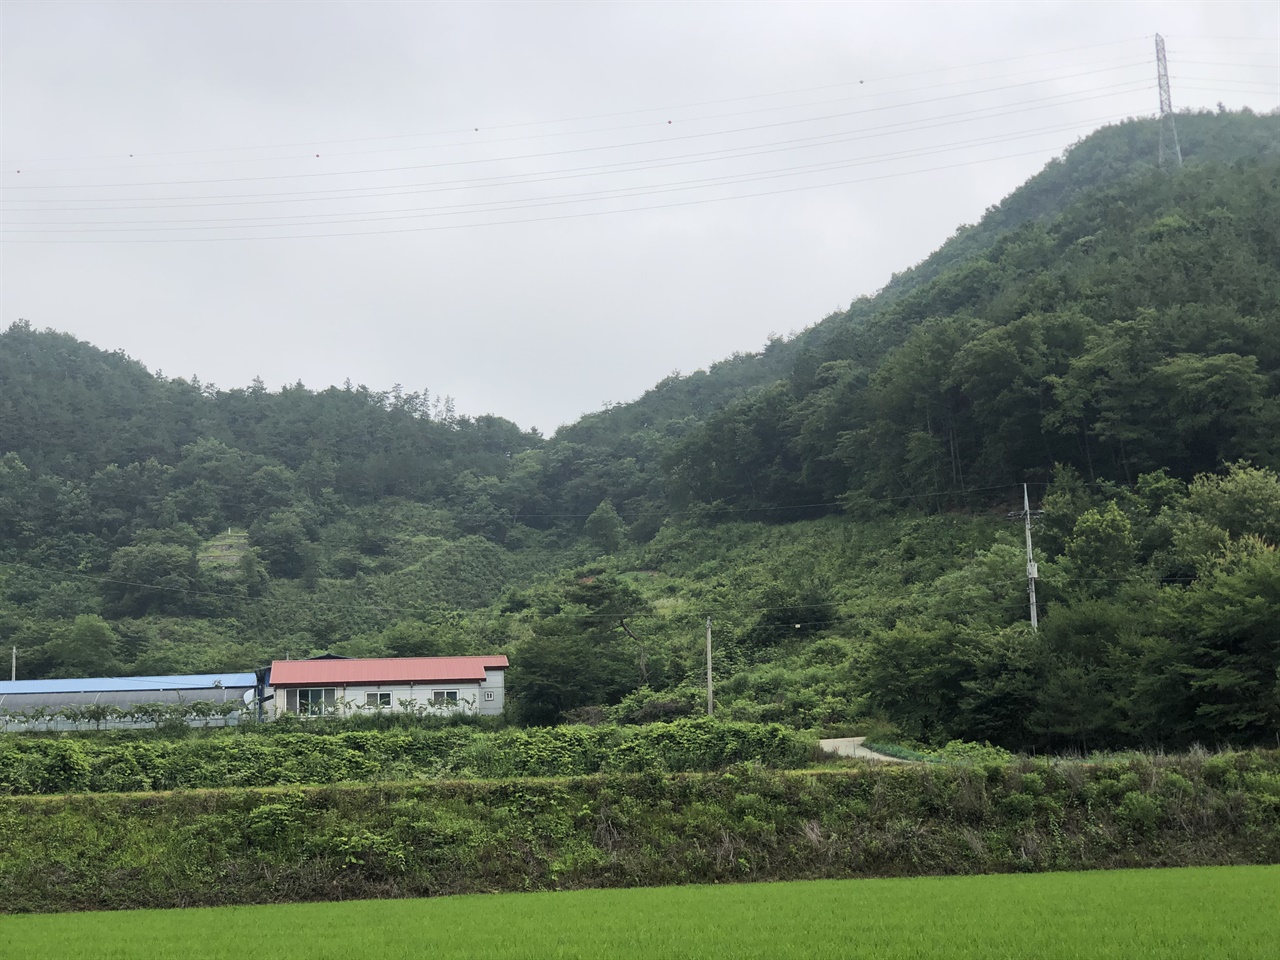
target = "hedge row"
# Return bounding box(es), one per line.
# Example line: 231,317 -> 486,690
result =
0,719 -> 814,794
2,750 -> 1279,913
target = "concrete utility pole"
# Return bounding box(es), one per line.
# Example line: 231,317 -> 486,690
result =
1023,484 -> 1039,631
10,646 -> 15,682
705,617 -> 714,716
1155,34 -> 1182,169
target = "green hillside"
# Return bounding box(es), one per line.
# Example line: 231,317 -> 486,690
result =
553,109 -> 1280,455
1,109 -> 1278,752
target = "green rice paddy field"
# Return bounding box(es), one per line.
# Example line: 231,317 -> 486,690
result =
2,866 -> 1276,960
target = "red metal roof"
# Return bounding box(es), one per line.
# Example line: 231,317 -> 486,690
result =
268,655 -> 508,687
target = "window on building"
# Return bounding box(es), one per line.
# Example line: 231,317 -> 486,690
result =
432,690 -> 459,705
297,688 -> 337,716
366,692 -> 392,708
484,691 -> 495,702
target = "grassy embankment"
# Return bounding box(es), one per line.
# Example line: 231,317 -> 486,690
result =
2,750 -> 1278,914
2,866 -> 1277,959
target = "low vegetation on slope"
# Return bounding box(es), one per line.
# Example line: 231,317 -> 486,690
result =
2,750 -> 1277,912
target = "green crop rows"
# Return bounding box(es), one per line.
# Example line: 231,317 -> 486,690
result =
3,866 -> 1277,960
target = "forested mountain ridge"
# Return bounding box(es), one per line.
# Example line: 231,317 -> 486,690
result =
663,153 -> 1279,513
551,109 -> 1280,452
872,107 -> 1280,301
0,322 -> 539,495
4,111 -> 1276,528
2,109 -> 1278,751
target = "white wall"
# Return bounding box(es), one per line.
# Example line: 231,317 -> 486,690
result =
271,676 -> 505,718
480,667 -> 505,717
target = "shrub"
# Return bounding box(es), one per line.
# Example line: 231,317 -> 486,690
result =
0,719 -> 813,795
1116,791 -> 1164,836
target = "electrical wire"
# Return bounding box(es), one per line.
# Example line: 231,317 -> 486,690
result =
1171,59 -> 1280,68
1170,75 -> 1279,87
0,141 -> 1145,244
4,57 -> 1159,175
2,72 -> 1156,192
4,90 -> 1149,213
2,36 -> 1155,167
4,112 -> 1137,233
16,57 -> 1265,244
1174,85 -> 1280,96
2,95 -> 1150,213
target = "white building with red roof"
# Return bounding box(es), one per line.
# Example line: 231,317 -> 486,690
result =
267,655 -> 509,718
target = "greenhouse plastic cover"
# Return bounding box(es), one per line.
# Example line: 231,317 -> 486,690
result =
0,673 -> 257,695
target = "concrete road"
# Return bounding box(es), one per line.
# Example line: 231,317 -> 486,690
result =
818,736 -> 911,762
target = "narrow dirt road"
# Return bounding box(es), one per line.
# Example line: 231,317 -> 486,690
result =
818,736 -> 911,763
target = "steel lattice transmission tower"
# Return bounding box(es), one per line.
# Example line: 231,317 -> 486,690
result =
1156,33 -> 1182,169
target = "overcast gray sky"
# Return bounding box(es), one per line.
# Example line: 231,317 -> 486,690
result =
3,1 -> 1277,433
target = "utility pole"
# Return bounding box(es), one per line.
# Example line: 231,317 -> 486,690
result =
1155,34 -> 1182,169
10,646 -> 15,682
1023,484 -> 1039,631
705,617 -> 713,716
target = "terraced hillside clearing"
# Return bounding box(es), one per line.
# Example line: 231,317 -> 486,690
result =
3,866 -> 1276,960
196,528 -> 251,578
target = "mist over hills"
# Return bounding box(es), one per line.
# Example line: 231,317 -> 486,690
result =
2,109 -> 1278,749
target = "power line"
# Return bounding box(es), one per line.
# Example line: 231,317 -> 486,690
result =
1165,35 -> 1280,43
2,70 -> 1155,192
3,91 -> 1148,212
1,37 -> 1155,167
1175,85 -> 1280,96
1170,75 -> 1280,87
5,57 -> 1159,176
0,141 -> 1142,244
4,113 -> 1135,233
1171,59 -> 1280,68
